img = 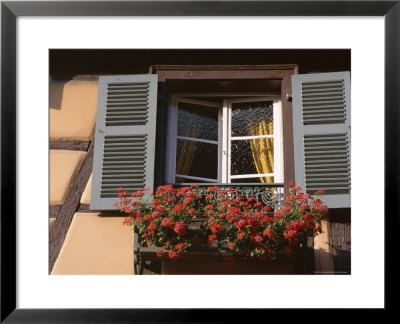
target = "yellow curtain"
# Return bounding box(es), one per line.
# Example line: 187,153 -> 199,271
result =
248,119 -> 274,183
175,118 -> 200,182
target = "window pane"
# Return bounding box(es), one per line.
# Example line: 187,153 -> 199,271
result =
231,101 -> 273,137
177,102 -> 218,141
231,138 -> 274,176
176,139 -> 218,181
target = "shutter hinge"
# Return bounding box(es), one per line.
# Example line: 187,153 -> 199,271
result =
286,93 -> 292,102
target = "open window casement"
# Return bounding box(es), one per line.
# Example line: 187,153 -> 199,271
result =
292,71 -> 351,208
90,75 -> 158,210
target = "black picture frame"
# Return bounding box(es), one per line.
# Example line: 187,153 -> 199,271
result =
1,0 -> 398,321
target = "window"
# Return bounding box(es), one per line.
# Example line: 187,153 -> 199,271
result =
166,96 -> 284,185
90,67 -> 350,210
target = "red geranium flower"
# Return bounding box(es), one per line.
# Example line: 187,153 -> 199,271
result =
303,213 -> 313,220
168,250 -> 179,259
156,205 -> 166,212
211,222 -> 222,233
315,205 -> 329,216
273,209 -> 284,220
131,190 -> 144,197
184,191 -> 195,198
248,218 -> 259,231
175,242 -> 185,251
254,235 -> 263,243
236,219 -> 246,229
156,248 -> 164,257
172,203 -> 185,213
167,197 -> 176,203
261,216 -> 272,224
161,217 -> 174,228
208,233 -> 217,246
183,197 -> 193,205
263,206 -> 272,212
118,191 -> 128,197
299,204 -> 309,211
173,222 -> 186,236
263,228 -> 276,241
229,206 -> 241,216
151,211 -> 160,219
147,222 -> 156,231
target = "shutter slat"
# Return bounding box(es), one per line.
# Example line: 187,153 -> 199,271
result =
108,89 -> 149,94
303,108 -> 345,114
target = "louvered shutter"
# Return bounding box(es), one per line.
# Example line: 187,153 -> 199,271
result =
90,75 -> 158,210
292,72 -> 351,208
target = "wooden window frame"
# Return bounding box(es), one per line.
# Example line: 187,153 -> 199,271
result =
150,65 -> 298,190
166,96 -> 221,184
166,95 -> 283,185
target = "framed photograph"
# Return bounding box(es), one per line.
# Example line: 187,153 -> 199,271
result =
1,0 -> 397,321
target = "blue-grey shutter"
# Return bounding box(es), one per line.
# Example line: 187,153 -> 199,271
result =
292,72 -> 351,208
90,75 -> 158,210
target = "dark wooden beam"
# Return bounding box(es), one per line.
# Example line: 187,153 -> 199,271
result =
49,141 -> 94,273
49,205 -> 61,218
77,203 -> 90,212
328,208 -> 351,223
155,69 -> 297,81
150,64 -> 299,73
50,140 -> 90,151
281,71 -> 297,192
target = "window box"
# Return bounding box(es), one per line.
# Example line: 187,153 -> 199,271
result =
134,230 -> 309,275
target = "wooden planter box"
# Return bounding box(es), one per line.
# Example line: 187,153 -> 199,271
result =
131,183 -> 291,274
134,229 -> 309,275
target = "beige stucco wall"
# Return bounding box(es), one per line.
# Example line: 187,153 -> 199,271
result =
51,212 -> 134,275
50,80 -> 98,141
50,150 -> 86,205
313,220 -> 334,274
80,174 -> 92,205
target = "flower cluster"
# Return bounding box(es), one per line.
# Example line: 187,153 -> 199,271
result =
116,184 -> 202,259
118,182 -> 328,263
201,182 -> 328,262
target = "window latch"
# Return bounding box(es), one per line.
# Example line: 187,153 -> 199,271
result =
286,93 -> 292,102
